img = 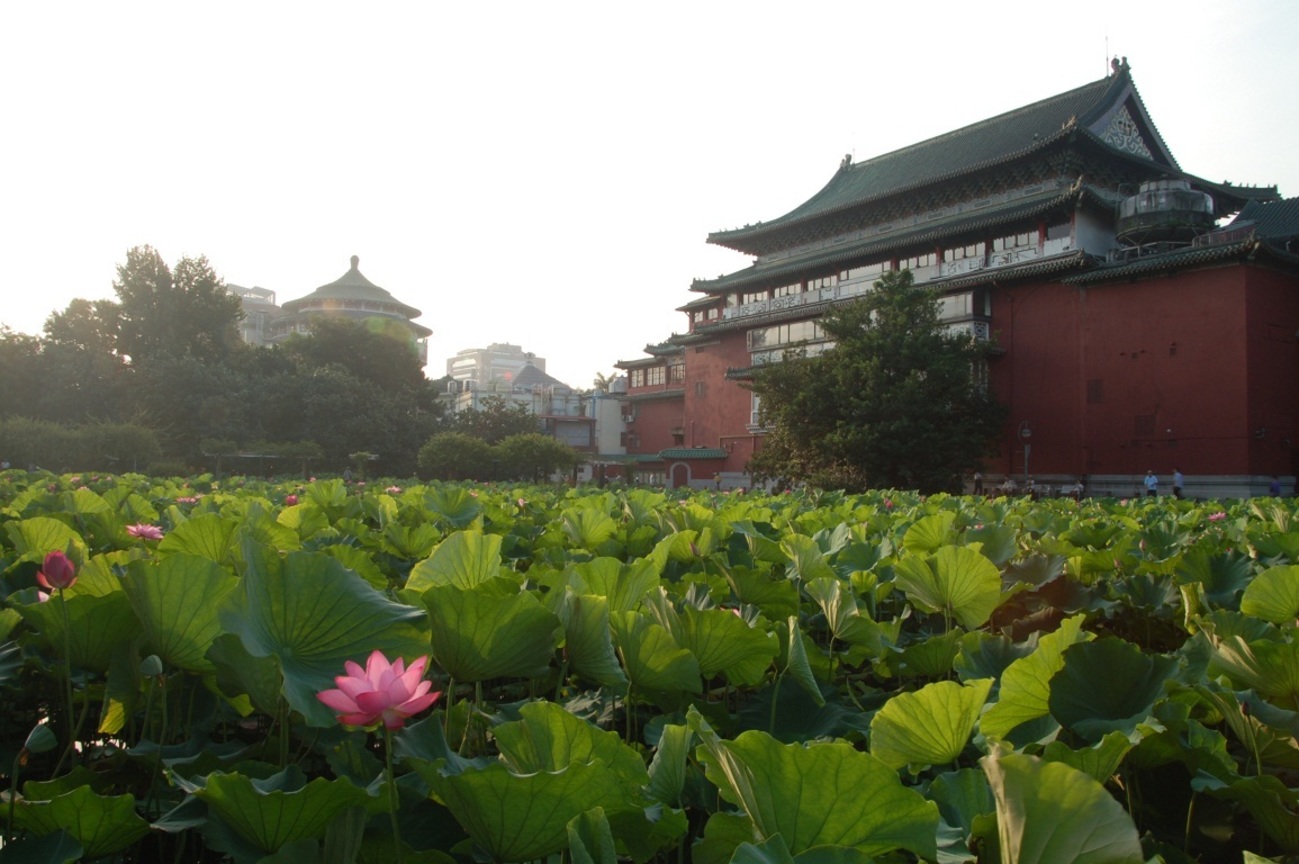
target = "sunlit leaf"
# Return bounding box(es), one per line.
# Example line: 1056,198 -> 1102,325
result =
406,530 -> 503,592
10,786 -> 150,859
120,554 -> 238,673
1240,564 -> 1299,624
894,545 -> 1002,629
422,581 -> 561,683
1048,639 -> 1180,742
981,614 -> 1093,741
871,678 -> 993,770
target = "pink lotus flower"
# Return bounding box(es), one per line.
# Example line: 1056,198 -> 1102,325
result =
1207,511 -> 1227,522
386,486 -> 402,495
126,524 -> 165,541
176,496 -> 199,505
884,499 -> 894,509
285,494 -> 299,506
316,650 -> 440,730
37,550 -> 76,591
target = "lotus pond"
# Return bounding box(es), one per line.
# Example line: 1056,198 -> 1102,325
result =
0,471 -> 1297,863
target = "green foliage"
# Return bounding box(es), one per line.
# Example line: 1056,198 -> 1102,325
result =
750,268 -> 1005,493
452,396 -> 540,444
114,245 -> 244,364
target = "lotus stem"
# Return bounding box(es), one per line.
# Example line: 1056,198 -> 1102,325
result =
384,727 -> 405,864
54,586 -> 76,776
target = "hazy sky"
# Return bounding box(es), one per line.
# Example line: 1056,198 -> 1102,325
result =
4,1 -> 1296,388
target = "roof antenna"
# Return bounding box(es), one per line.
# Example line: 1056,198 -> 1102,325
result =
1105,31 -> 1110,76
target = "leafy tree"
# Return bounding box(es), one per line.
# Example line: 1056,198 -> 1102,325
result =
282,317 -> 427,395
37,299 -> 130,423
418,432 -> 496,481
453,397 -> 539,444
0,327 -> 45,420
749,269 -> 1004,493
114,246 -> 244,363
496,432 -> 579,481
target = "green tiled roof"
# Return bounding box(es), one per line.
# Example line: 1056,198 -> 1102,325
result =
1230,198 -> 1299,241
284,256 -> 422,319
709,64 -> 1152,252
658,448 -> 728,460
1061,240 -> 1255,285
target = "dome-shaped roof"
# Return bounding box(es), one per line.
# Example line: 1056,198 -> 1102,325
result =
282,256 -> 423,319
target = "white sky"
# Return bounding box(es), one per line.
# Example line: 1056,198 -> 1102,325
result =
3,1 -> 1296,389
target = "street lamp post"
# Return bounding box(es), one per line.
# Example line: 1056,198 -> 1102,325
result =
1018,421 -> 1032,483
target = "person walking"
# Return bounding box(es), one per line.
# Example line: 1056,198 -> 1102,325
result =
1143,470 -> 1158,497
1172,468 -> 1184,499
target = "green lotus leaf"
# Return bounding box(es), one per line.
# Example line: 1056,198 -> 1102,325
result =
120,554 -> 238,673
964,522 -> 1019,566
4,515 -> 85,561
679,606 -> 778,685
1175,548 -> 1252,607
10,785 -> 150,859
219,542 -> 430,726
493,700 -> 649,788
421,485 -> 483,529
555,590 -> 628,690
379,522 -> 440,560
646,723 -> 694,807
783,617 -> 825,707
0,829 -> 83,863
803,577 -> 873,646
421,582 -> 560,683
574,556 -> 662,613
1208,635 -> 1299,710
319,543 -> 387,591
893,545 -> 1002,630
780,534 -> 836,582
190,770 -> 370,854
1240,564 -> 1299,624
1195,772 -> 1299,853
981,749 -> 1143,864
1048,639 -> 1179,742
568,807 -> 618,864
1041,730 -> 1134,783
693,812 -> 759,864
954,631 -> 1035,682
406,530 -> 504,592
981,614 -> 1092,741
17,590 -> 136,672
426,761 -> 630,863
928,767 -> 996,844
157,512 -> 239,565
561,505 -> 619,552
902,511 -> 958,554
727,566 -> 801,620
870,678 -> 993,770
688,707 -> 937,859
1196,684 -> 1299,771
612,611 -> 702,704
206,632 -> 284,715
276,502 -> 332,542
881,630 -> 962,679
730,832 -> 878,864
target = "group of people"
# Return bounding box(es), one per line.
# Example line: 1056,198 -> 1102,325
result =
1143,468 -> 1184,498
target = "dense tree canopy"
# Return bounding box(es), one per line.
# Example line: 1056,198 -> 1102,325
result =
113,246 -> 244,364
749,269 -> 1005,494
452,397 -> 540,444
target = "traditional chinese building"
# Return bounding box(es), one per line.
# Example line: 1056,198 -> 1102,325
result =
617,59 -> 1299,497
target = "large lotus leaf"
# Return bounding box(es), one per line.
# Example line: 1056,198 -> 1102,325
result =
276,503 -> 332,543
0,829 -> 84,863
730,521 -> 788,566
1175,548 -> 1252,607
568,807 -> 618,864
870,678 -> 993,771
493,700 -> 649,788
320,543 -> 387,591
647,723 -> 694,807
425,761 -> 630,863
783,617 -> 825,707
780,534 -> 836,582
422,582 -> 561,683
880,630 -> 962,679
731,833 -> 876,864
4,515 -> 86,561
954,631 -> 1036,682
929,767 -> 996,844
680,606 -> 779,685
1048,639 -> 1179,742
1208,635 -> 1299,710
902,511 -> 958,555
981,614 -> 1093,741
189,770 -> 370,854
964,522 -> 1019,567
120,554 -> 238,673
17,590 -> 136,672
803,577 -> 873,645
157,512 -> 240,565
688,708 -> 937,859
727,565 -> 801,620
219,543 -> 430,726
555,590 -> 628,689
561,506 -> 619,552
894,545 -> 1002,630
422,486 -> 483,529
206,632 -> 284,715
1240,564 -> 1299,624
1195,685 -> 1299,771
1194,772 -> 1299,853
574,556 -> 662,613
982,749 -> 1142,864
380,522 -> 441,560
406,530 -> 503,592
1041,731 -> 1134,783
10,785 -> 150,859
612,611 -> 702,702
693,812 -> 760,864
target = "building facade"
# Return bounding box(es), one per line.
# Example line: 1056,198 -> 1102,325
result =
618,59 -> 1299,496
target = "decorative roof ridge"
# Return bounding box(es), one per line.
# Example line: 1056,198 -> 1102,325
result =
1060,239 -> 1261,285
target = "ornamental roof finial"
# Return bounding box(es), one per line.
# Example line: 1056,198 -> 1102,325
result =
350,255 -> 360,270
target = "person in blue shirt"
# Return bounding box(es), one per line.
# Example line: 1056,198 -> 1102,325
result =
1144,470 -> 1158,497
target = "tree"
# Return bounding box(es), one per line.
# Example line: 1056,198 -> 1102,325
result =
418,432 -> 495,481
114,246 -> 244,364
749,269 -> 1005,493
453,397 -> 539,444
496,432 -> 579,482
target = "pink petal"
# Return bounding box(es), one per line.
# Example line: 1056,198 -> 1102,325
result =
340,710 -> 382,727
317,689 -> 361,713
334,676 -> 373,701
354,690 -> 391,715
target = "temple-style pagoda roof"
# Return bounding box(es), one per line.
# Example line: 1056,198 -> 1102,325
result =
510,363 -> 571,392
708,59 -> 1272,256
283,256 -> 423,321
1230,198 -> 1299,243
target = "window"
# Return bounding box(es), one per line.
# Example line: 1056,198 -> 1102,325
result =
772,282 -> 802,297
692,310 -> 704,323
646,366 -> 666,386
695,381 -> 706,397
993,231 -> 1036,251
629,369 -> 645,388
840,261 -> 890,282
943,242 -> 985,263
938,293 -> 973,319
1046,222 -> 1070,241
708,308 -> 719,320
747,320 -> 826,351
741,290 -> 766,305
670,362 -> 685,383
807,274 -> 838,291
900,251 -> 937,270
